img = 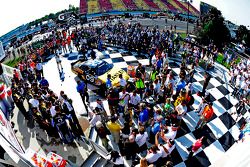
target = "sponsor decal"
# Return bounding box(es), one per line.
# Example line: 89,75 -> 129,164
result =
110,70 -> 124,82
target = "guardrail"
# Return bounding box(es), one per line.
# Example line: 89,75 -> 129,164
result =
0,64 -> 22,87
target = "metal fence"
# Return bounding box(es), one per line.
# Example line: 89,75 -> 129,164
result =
0,64 -> 22,87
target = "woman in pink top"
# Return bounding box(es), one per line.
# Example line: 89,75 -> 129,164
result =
187,136 -> 204,159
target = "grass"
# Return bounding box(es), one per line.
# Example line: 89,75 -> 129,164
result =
180,33 -> 187,39
216,53 -> 240,69
5,57 -> 22,68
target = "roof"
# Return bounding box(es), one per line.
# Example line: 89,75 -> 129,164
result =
82,59 -> 105,68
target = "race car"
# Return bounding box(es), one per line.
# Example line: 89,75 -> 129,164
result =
71,59 -> 130,86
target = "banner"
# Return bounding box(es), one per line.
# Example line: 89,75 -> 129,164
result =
0,110 -> 24,154
0,41 -> 5,61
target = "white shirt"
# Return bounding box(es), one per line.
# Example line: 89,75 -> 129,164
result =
164,127 -> 177,140
55,56 -> 61,63
90,114 -> 102,127
165,77 -> 175,88
119,78 -> 127,87
236,76 -> 241,87
159,143 -> 175,158
151,55 -> 157,65
119,92 -> 129,106
50,106 -> 57,118
107,155 -> 124,165
154,82 -> 161,94
64,100 -> 73,112
96,103 -> 105,113
29,99 -> 39,108
146,150 -> 162,164
135,132 -> 148,147
234,69 -> 239,76
176,104 -> 187,119
130,93 -> 141,105
241,81 -> 247,89
36,63 -> 43,71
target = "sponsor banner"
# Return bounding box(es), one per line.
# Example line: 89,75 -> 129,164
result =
0,109 -> 24,154
0,41 -> 5,61
25,149 -> 52,167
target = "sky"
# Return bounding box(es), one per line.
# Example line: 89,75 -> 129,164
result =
0,0 -> 250,37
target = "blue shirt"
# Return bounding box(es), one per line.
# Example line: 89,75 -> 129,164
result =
40,79 -> 49,87
176,80 -> 186,92
156,59 -> 162,68
152,122 -> 161,134
106,79 -> 112,88
139,109 -> 149,124
76,81 -> 85,93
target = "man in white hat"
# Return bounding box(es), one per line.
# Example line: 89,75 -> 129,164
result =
95,121 -> 111,151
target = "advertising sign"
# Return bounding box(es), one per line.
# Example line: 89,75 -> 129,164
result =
0,41 -> 5,61
0,109 -> 24,154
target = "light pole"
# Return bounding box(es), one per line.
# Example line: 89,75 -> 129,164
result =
186,0 -> 192,35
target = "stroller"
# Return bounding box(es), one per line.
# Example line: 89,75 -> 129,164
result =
53,114 -> 74,144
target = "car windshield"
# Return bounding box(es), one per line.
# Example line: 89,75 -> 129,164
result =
96,61 -> 113,76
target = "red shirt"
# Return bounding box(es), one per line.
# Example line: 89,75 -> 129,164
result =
202,106 -> 214,120
67,36 -> 71,45
62,40 -> 66,46
192,140 -> 202,152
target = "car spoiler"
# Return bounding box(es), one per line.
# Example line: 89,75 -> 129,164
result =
71,60 -> 80,67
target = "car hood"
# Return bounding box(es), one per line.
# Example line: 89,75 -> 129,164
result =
98,67 -> 130,85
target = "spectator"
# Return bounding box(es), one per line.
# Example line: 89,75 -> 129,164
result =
135,127 -> 148,155
95,121 -> 111,151
76,80 -> 89,106
145,145 -> 162,165
187,136 -> 204,159
195,102 -> 214,129
107,116 -> 122,144
109,151 -> 124,167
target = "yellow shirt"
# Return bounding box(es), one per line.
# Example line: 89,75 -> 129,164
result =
107,122 -> 121,132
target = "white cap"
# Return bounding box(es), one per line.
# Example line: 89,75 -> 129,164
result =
96,121 -> 103,128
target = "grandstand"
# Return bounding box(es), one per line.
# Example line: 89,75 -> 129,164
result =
180,1 -> 199,16
134,0 -> 150,10
153,0 -> 170,11
88,0 -> 100,14
110,0 -> 126,11
99,0 -> 113,12
80,0 -> 87,14
79,0 -> 199,15
172,0 -> 188,13
121,0 -> 138,10
143,0 -> 160,10
167,0 -> 186,13
161,0 -> 178,12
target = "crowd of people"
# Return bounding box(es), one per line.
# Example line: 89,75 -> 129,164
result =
9,18 -> 250,167
12,61 -> 85,144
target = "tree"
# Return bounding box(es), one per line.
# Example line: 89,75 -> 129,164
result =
195,7 -> 231,48
237,25 -> 249,42
243,32 -> 250,47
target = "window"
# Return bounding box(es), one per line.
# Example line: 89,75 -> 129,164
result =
96,62 -> 113,76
